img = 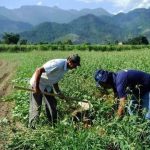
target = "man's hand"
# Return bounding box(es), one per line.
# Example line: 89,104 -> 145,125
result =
117,105 -> 124,117
34,86 -> 41,94
117,97 -> 126,117
57,92 -> 65,99
53,83 -> 65,99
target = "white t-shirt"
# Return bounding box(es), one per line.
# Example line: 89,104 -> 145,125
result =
30,59 -> 68,92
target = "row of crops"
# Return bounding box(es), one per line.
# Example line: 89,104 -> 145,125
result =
0,44 -> 150,52
1,49 -> 150,149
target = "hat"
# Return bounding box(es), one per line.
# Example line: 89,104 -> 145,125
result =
94,70 -> 109,85
70,54 -> 81,66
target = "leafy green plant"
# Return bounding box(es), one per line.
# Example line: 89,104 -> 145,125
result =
1,49 -> 150,149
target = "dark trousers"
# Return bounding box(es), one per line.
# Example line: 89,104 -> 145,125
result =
29,89 -> 57,128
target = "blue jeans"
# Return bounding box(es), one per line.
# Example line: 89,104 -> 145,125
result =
128,92 -> 150,119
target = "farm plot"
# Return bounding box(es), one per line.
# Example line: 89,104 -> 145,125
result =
1,49 -> 150,149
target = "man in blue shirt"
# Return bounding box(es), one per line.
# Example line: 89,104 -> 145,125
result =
94,69 -> 150,119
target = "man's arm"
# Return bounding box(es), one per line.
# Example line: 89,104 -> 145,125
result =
34,67 -> 45,93
53,83 -> 65,99
117,97 -> 126,117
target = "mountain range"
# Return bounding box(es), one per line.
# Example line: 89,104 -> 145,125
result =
0,6 -> 150,44
0,6 -> 111,25
0,14 -> 32,34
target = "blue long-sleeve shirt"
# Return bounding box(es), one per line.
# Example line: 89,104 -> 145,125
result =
114,70 -> 150,98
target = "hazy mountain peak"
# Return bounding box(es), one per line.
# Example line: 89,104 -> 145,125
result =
0,5 -> 112,25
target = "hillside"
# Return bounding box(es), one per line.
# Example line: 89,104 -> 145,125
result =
21,14 -> 122,43
112,8 -> 150,40
20,22 -> 69,43
0,19 -> 32,34
0,14 -> 32,34
68,14 -> 123,43
21,8 -> 150,44
1,7 -> 150,43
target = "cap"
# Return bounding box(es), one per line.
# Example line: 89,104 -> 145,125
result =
94,70 -> 109,85
70,54 -> 81,66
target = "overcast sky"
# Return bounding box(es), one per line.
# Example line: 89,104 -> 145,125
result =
0,0 -> 150,14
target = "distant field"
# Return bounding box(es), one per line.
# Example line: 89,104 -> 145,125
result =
0,44 -> 150,52
1,49 -> 150,149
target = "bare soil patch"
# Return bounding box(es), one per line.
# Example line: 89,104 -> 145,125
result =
0,60 -> 17,149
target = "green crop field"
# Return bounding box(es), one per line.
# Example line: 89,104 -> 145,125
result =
1,49 -> 150,149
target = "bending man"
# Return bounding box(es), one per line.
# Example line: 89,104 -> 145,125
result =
94,69 -> 150,119
29,54 -> 81,128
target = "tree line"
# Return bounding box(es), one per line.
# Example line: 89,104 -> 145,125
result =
0,32 -> 149,45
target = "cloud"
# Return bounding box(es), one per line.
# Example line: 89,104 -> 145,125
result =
77,0 -> 132,10
77,0 -> 104,3
136,0 -> 150,9
114,0 -> 150,10
102,0 -> 150,13
77,0 -> 130,4
37,1 -> 43,6
119,0 -> 150,12
77,0 -> 150,12
112,0 -> 131,8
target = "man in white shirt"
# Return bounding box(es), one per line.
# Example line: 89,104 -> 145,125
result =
29,54 -> 80,128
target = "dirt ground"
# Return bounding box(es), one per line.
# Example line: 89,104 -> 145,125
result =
0,60 -> 17,149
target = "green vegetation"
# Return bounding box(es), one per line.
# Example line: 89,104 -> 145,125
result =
19,9 -> 150,44
125,36 -> 149,45
1,48 -> 150,149
2,33 -> 20,44
0,44 -> 150,52
1,33 -> 28,45
0,8 -> 150,44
